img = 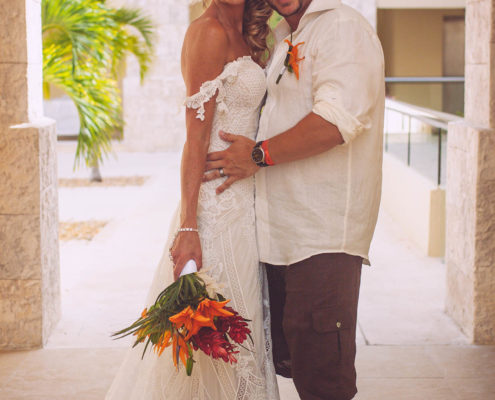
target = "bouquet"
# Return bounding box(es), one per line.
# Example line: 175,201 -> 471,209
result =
111,261 -> 252,376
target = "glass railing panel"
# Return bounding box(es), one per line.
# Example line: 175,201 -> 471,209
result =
408,128 -> 447,185
385,78 -> 464,116
384,98 -> 461,187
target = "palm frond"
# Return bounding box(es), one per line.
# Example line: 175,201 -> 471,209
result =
43,43 -> 122,169
42,0 -> 117,75
42,0 -> 156,169
111,7 -> 155,81
112,7 -> 155,48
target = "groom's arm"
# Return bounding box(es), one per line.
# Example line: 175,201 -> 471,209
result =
204,113 -> 343,194
256,112 -> 344,164
205,18 -> 384,195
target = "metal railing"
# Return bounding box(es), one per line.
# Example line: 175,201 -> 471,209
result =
385,77 -> 465,116
385,76 -> 465,84
384,98 -> 463,186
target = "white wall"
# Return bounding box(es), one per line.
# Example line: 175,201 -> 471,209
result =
382,153 -> 446,257
378,0 -> 465,8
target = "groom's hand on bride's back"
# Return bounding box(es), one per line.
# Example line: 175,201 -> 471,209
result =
203,131 -> 260,194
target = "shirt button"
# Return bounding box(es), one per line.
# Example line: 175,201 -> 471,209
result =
336,322 -> 342,328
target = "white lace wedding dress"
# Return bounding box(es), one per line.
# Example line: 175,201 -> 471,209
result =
105,56 -> 280,400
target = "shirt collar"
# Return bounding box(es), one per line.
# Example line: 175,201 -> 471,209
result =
274,0 -> 342,39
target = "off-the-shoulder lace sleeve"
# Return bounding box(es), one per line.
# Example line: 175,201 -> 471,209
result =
184,79 -> 225,121
184,56 -> 249,121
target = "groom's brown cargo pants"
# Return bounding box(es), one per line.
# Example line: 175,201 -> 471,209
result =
265,253 -> 362,400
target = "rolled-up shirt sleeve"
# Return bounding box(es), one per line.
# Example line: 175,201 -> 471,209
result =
311,17 -> 384,143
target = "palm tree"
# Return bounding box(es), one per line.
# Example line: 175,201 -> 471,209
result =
42,0 -> 155,181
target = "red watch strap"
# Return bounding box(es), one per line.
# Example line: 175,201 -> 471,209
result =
261,141 -> 275,166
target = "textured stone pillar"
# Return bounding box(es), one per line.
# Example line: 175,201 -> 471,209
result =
446,0 -> 495,344
0,0 -> 60,349
114,0 -> 189,151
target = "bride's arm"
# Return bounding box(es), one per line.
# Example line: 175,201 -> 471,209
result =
170,19 -> 228,280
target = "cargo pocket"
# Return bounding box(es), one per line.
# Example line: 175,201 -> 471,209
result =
311,307 -> 352,365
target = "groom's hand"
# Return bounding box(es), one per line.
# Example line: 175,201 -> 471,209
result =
203,131 -> 260,194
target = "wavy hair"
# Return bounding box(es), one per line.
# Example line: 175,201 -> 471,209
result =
243,0 -> 273,67
202,0 -> 273,67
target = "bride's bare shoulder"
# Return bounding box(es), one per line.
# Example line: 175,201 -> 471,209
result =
181,16 -> 229,90
184,16 -> 229,59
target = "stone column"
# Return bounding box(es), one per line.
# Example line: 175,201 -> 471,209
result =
0,0 -> 60,349
446,0 -> 495,344
114,0 -> 190,152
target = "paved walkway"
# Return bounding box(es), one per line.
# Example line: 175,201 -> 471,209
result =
1,145 -> 494,400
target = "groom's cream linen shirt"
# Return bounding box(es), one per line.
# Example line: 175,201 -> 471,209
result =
255,0 -> 385,265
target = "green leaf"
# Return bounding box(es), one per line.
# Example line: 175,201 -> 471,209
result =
186,356 -> 194,376
42,0 -> 155,168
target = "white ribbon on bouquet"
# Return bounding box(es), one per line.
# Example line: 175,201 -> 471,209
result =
179,259 -> 198,277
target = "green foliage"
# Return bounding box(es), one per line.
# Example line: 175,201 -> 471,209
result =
266,12 -> 283,55
42,0 -> 155,169
269,11 -> 283,29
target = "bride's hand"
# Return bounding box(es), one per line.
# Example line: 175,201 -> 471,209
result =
169,231 -> 202,281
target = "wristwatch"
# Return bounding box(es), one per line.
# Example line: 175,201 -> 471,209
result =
251,141 -> 268,167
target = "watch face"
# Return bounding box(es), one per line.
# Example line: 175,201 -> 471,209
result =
252,147 -> 264,163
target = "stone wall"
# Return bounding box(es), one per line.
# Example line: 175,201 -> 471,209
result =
112,0 -> 190,152
381,153 -> 446,258
446,0 -> 495,344
0,0 -> 60,349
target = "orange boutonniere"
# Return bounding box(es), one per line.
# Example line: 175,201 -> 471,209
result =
276,35 -> 305,84
284,39 -> 305,79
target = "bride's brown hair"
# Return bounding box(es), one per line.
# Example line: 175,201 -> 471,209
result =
242,0 -> 273,67
202,0 -> 273,67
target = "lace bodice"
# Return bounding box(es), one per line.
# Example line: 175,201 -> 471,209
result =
185,56 -> 267,239
184,55 -> 266,139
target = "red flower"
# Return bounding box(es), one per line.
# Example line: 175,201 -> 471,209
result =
215,317 -> 230,334
192,328 -> 239,364
221,307 -> 252,344
229,320 -> 250,344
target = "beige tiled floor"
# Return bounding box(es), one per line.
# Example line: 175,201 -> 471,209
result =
1,346 -> 494,399
1,149 -> 494,399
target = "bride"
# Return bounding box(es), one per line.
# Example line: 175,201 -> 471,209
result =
105,0 -> 279,399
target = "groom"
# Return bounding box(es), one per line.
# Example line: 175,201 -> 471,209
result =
204,0 -> 384,398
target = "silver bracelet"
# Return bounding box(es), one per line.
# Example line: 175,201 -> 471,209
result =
173,227 -> 199,242
177,227 -> 199,234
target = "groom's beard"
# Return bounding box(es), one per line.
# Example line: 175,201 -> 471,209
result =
266,0 -> 304,17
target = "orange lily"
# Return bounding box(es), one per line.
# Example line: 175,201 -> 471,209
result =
284,39 -> 305,80
172,333 -> 189,367
155,330 -> 172,356
197,298 -> 234,320
169,306 -> 216,339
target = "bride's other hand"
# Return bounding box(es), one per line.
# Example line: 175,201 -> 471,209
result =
170,231 -> 202,281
